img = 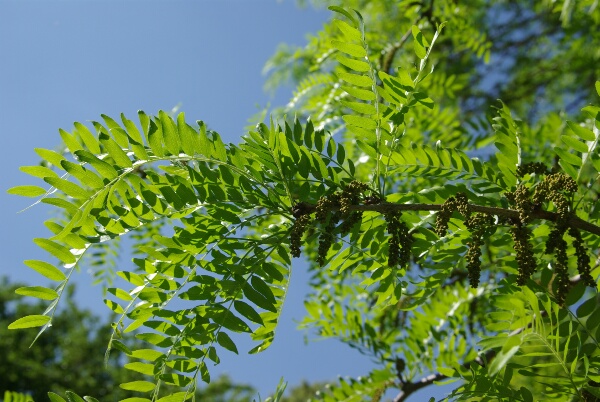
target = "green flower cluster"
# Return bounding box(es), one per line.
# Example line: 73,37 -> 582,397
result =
436,193 -> 494,287
568,227 -> 595,287
508,167 -> 595,303
317,213 -> 339,266
290,214 -> 311,258
435,195 -> 459,237
510,223 -> 537,285
545,227 -> 571,305
516,161 -> 550,177
385,211 -> 412,268
289,180 -> 373,264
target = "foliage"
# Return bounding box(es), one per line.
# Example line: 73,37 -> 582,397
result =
0,278 -> 256,402
7,1 -> 600,401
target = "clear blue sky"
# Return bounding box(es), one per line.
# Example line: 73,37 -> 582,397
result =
0,1 -> 449,400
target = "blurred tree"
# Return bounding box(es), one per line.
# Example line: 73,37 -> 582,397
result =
0,277 -> 255,402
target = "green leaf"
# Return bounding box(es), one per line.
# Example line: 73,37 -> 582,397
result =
177,112 -> 200,155
74,121 -> 101,154
65,391 -> 85,402
75,150 -> 119,180
328,6 -> 358,27
217,331 -> 239,354
8,314 -> 51,329
412,25 -> 428,59
159,110 -> 181,155
120,398 -> 152,402
24,260 -> 67,281
104,299 -> 125,314
561,135 -> 589,153
7,185 -> 47,197
488,336 -> 521,376
567,121 -> 595,141
48,393 -> 67,402
44,177 -> 91,200
35,148 -> 66,168
337,71 -> 372,87
159,373 -> 192,387
156,393 -> 192,402
15,286 -> 58,300
554,146 -> 581,166
336,55 -> 370,72
340,100 -> 376,115
20,165 -> 59,179
100,133 -> 133,168
343,115 -> 378,129
124,362 -> 156,376
234,300 -> 264,325
129,348 -> 164,361
341,85 -> 376,101
333,19 -> 362,41
33,238 -> 76,264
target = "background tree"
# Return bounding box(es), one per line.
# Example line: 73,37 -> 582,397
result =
0,277 -> 255,402
6,2 -> 600,402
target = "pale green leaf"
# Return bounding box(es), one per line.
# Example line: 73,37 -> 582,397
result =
16,286 -> 58,300
7,185 -> 47,197
8,314 -> 51,329
24,259 -> 66,281
33,238 -> 76,264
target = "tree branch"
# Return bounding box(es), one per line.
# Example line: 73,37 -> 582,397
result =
294,201 -> 600,237
393,350 -> 497,402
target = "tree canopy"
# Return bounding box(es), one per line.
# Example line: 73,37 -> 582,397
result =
7,1 -> 600,401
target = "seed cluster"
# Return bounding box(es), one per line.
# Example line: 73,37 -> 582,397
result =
385,211 -> 413,268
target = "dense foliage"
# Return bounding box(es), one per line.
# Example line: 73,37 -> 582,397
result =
7,1 -> 600,401
0,277 -> 256,402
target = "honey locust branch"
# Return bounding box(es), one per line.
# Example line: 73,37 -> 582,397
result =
293,201 -> 600,237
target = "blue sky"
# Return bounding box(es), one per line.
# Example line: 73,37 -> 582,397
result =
0,1 -> 449,400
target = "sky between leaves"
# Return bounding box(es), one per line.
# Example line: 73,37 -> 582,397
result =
0,1 -> 448,400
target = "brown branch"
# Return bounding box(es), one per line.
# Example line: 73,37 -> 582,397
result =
293,201 -> 600,237
393,350 -> 496,402
380,27 -> 413,74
